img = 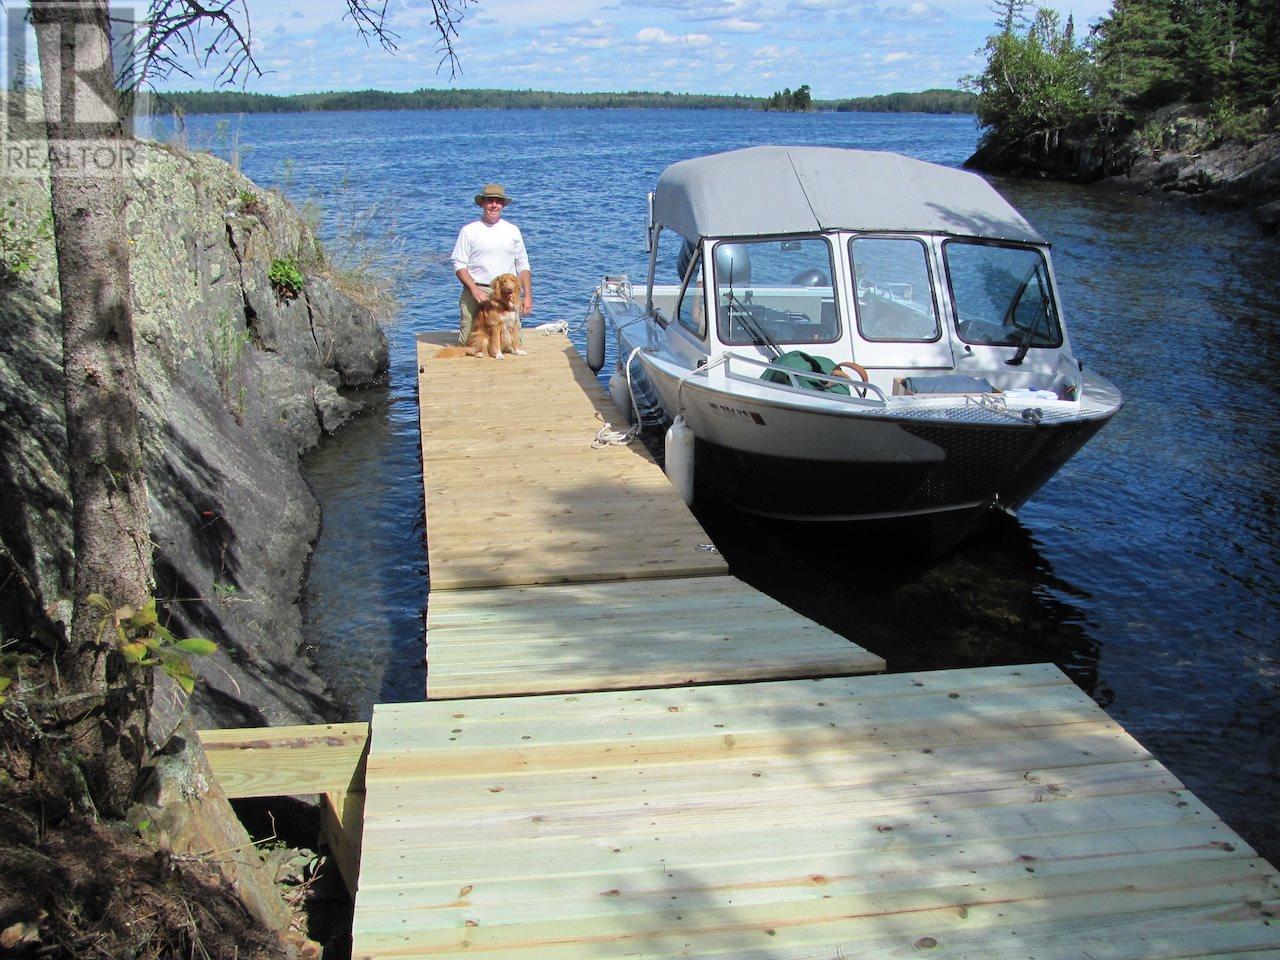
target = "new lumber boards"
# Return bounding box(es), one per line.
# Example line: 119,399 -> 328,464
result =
198,722 -> 368,798
426,575 -> 884,698
417,329 -> 882,696
416,331 -> 727,590
349,663 -> 1280,959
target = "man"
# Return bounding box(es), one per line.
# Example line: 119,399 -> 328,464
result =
450,183 -> 533,344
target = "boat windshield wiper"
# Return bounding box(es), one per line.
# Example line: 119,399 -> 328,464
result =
724,269 -> 782,359
1005,267 -> 1050,366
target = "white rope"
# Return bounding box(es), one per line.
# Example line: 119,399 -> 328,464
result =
534,320 -> 568,334
591,412 -> 639,448
591,346 -> 647,448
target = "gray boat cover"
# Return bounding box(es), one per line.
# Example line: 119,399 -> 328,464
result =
653,146 -> 1045,244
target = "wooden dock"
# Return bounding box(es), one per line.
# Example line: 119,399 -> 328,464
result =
201,327 -> 1280,960
416,330 -> 884,698
349,664 -> 1280,960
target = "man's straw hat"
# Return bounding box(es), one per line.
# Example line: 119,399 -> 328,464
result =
475,183 -> 512,206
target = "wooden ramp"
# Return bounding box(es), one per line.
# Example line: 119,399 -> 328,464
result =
416,330 -> 884,698
350,663 -> 1280,959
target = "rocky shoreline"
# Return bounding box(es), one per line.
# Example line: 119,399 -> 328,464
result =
0,140 -> 388,732
966,111 -> 1280,232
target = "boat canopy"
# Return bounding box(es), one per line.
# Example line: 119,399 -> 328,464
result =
652,146 -> 1046,245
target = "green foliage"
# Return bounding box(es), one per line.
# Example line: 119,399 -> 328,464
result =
972,0 -> 1279,156
991,0 -> 1034,34
762,85 -> 812,112
834,89 -> 978,114
153,87 -> 769,114
237,189 -> 265,217
268,257 -> 304,300
87,595 -> 217,695
153,84 -> 983,118
0,199 -> 51,281
1206,100 -> 1271,143
207,311 -> 251,419
0,675 -> 11,706
967,8 -> 1090,155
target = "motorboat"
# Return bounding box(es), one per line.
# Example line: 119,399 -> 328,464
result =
587,146 -> 1122,545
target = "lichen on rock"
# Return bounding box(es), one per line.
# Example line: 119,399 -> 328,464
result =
0,137 -> 390,730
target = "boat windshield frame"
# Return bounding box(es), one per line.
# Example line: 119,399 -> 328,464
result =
709,234 -> 844,349
941,237 -> 1064,351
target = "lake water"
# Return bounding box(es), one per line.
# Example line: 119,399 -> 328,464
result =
163,108 -> 1280,864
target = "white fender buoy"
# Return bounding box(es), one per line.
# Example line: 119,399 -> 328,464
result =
586,308 -> 606,372
664,415 -> 695,506
608,368 -> 634,423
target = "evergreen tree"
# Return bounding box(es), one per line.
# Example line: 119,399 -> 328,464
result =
991,0 -> 1034,34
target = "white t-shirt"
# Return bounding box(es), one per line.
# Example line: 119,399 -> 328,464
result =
450,218 -> 531,285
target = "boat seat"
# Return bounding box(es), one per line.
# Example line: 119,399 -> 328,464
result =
894,374 -> 996,396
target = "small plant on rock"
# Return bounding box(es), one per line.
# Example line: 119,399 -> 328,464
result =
237,189 -> 265,218
0,200 -> 51,282
268,257 -> 304,301
89,595 -> 217,694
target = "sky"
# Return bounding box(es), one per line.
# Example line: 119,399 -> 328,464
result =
7,0 -> 1118,99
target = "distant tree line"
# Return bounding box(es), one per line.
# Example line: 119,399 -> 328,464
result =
151,85 -> 975,117
152,88 -> 764,115
968,0 -> 1280,165
761,85 -> 812,112
832,89 -> 978,114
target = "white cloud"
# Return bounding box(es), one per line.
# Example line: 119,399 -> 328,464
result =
883,51 -> 909,62
634,26 -> 714,46
878,2 -> 946,24
786,0 -> 846,11
717,18 -> 765,32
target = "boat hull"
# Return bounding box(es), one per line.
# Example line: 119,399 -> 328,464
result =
693,414 -> 1108,522
630,350 -> 1114,525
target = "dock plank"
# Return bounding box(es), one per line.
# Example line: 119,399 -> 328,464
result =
426,576 -> 884,698
350,664 -> 1280,959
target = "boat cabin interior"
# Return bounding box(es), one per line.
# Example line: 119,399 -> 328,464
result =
646,229 -> 1083,403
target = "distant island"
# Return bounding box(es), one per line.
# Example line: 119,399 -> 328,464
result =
149,87 -> 977,117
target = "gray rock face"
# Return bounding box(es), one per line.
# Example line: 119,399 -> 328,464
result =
0,141 -> 389,728
966,106 -> 1280,225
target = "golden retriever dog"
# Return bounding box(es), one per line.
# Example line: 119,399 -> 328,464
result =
437,273 -> 525,359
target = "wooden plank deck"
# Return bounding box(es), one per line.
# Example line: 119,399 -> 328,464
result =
350,663 -> 1280,959
417,331 -> 727,591
417,329 -> 885,697
426,575 -> 885,699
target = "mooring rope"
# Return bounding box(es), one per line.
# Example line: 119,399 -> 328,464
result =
591,346 -> 647,448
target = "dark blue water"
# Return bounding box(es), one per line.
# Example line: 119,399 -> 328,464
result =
161,109 -> 1280,864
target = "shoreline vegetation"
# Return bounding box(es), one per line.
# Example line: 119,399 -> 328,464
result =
149,86 -> 978,116
965,0 -> 1279,223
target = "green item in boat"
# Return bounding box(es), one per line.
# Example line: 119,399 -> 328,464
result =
760,350 -> 851,396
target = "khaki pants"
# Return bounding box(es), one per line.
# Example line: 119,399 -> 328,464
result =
458,283 -> 490,344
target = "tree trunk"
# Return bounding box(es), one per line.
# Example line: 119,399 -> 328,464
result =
31,0 -> 153,818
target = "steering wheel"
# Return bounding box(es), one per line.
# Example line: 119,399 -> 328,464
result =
832,361 -> 870,398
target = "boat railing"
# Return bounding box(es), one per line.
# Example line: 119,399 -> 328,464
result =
718,353 -> 888,406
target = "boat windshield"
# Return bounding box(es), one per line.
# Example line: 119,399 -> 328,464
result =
714,237 -> 840,346
849,236 -> 941,342
943,240 -> 1063,348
